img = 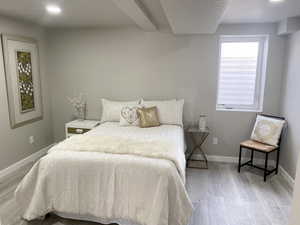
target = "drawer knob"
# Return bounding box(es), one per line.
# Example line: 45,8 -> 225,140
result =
76,128 -> 84,134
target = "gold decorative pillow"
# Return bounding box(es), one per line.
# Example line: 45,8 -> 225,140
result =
251,115 -> 285,147
137,107 -> 160,128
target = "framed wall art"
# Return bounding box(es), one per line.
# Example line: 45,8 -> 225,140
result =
1,34 -> 43,128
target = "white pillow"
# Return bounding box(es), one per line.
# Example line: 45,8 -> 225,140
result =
251,115 -> 285,147
119,105 -> 141,126
141,99 -> 184,126
101,99 -> 140,123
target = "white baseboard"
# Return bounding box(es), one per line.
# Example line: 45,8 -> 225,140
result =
193,154 -> 276,166
0,144 -> 55,185
207,155 -> 238,163
278,165 -> 295,188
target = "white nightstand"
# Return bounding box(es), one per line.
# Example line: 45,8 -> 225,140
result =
65,119 -> 100,138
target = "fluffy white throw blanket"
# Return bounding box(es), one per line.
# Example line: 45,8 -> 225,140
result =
51,135 -> 185,180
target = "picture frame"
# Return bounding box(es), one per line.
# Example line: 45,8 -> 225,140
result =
1,34 -> 43,128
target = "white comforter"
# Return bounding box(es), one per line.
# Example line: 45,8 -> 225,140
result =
15,123 -> 193,225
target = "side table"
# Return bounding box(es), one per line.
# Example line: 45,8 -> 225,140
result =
185,127 -> 209,169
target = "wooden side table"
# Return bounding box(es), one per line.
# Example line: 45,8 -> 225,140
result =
185,127 -> 209,169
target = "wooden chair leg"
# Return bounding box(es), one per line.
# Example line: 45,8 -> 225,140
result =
264,152 -> 269,182
276,148 -> 280,174
238,146 -> 242,173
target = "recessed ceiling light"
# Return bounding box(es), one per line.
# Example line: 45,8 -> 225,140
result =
46,4 -> 62,15
269,0 -> 285,3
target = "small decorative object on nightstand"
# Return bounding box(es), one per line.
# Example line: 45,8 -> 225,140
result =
67,93 -> 87,120
198,115 -> 207,131
185,126 -> 209,169
65,119 -> 100,138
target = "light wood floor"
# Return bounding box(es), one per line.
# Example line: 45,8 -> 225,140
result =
0,162 -> 293,225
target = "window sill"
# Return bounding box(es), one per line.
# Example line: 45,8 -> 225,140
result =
216,107 -> 263,113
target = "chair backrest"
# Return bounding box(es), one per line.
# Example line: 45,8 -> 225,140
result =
259,113 -> 285,121
257,113 -> 287,147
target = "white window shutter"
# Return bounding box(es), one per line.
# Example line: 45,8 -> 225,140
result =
216,36 -> 268,112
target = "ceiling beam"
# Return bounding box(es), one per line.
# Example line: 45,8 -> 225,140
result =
160,0 -> 231,34
278,17 -> 300,36
112,0 -> 157,31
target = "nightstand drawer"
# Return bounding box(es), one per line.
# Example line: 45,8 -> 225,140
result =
65,120 -> 100,138
67,127 -> 90,134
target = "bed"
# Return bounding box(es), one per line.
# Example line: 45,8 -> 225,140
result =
15,122 -> 193,225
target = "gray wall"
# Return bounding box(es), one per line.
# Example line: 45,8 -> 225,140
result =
280,31 -> 300,179
0,16 -> 53,170
46,23 -> 286,159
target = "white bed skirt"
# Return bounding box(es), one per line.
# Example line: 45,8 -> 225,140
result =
54,211 -> 140,225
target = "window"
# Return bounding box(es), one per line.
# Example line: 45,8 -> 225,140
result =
216,35 -> 268,112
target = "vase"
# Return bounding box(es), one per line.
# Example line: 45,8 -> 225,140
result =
75,103 -> 86,121
198,115 -> 207,131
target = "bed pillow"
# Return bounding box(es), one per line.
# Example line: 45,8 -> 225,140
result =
141,99 -> 184,126
137,107 -> 160,128
251,115 -> 285,147
119,106 -> 141,126
101,99 -> 140,123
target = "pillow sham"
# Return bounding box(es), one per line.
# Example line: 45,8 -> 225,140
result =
119,106 -> 141,126
137,107 -> 160,128
250,115 -> 285,147
101,99 -> 140,123
141,99 -> 184,126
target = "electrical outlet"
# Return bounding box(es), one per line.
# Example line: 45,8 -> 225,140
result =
213,137 -> 218,145
29,136 -> 35,144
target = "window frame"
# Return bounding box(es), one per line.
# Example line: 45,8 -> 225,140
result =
216,35 -> 269,112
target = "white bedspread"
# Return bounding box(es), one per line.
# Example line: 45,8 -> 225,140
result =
15,123 -> 193,225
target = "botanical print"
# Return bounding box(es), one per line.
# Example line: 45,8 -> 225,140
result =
2,35 -> 42,128
17,51 -> 35,112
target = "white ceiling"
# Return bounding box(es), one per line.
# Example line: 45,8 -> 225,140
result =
223,0 -> 300,24
0,0 -> 135,28
160,0 -> 230,34
0,0 -> 299,31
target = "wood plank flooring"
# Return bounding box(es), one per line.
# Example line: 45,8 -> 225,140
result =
0,162 -> 293,225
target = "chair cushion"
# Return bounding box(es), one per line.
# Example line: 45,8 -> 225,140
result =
250,115 -> 285,147
240,140 -> 277,152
